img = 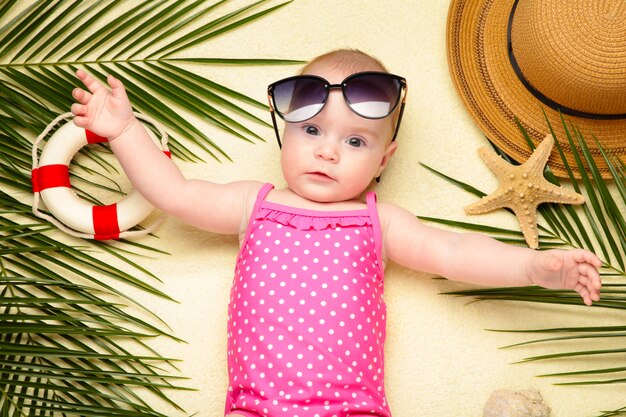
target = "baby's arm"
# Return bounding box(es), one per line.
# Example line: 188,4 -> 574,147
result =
380,203 -> 602,305
71,70 -> 261,234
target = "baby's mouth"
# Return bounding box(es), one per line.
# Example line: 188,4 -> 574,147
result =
308,171 -> 334,181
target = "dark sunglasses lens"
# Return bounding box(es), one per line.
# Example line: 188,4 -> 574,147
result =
273,78 -> 327,122
344,74 -> 401,118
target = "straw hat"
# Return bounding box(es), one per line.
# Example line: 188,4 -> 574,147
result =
447,0 -> 626,178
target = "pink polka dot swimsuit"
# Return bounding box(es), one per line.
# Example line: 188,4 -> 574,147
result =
225,184 -> 391,417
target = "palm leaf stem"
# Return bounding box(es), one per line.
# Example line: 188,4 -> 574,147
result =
541,367 -> 626,378
502,332 -> 626,348
554,379 -> 626,386
169,57 -> 304,65
3,57 -> 299,69
516,347 -> 626,363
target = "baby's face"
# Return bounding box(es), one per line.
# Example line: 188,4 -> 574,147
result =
280,63 -> 398,203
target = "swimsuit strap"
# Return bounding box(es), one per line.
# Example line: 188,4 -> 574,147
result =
365,191 -> 384,273
252,183 -> 275,215
257,183 -> 274,200
238,183 -> 274,252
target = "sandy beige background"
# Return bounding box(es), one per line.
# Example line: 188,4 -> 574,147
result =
19,0 -> 623,416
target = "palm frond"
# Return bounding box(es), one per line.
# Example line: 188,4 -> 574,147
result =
1,0 -> 301,415
420,115 -> 626,416
1,0 -> 302,162
0,226 -> 188,416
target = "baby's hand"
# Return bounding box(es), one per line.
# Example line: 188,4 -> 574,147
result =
71,70 -> 136,139
529,249 -> 602,306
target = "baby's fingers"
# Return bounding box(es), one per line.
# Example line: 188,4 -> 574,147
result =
576,266 -> 601,306
578,262 -> 595,278
579,262 -> 602,290
107,74 -> 128,100
70,100 -> 89,128
70,102 -> 86,117
582,278 -> 601,303
73,115 -> 88,129
72,87 -> 91,104
575,283 -> 594,306
585,273 -> 602,303
76,69 -> 106,94
573,249 -> 602,268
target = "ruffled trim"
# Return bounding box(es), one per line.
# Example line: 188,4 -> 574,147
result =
256,206 -> 371,230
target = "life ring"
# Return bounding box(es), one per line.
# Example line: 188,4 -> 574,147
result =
32,113 -> 170,240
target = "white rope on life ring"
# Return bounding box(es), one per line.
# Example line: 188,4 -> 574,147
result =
32,112 -> 170,240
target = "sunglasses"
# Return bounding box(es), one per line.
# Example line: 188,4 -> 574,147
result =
267,71 -> 407,148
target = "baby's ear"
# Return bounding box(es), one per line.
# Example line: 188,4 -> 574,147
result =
376,141 -> 398,177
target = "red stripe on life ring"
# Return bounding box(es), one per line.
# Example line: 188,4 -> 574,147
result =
93,204 -> 120,240
32,165 -> 71,192
85,130 -> 108,144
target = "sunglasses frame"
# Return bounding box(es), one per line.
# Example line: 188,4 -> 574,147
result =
267,71 -> 407,148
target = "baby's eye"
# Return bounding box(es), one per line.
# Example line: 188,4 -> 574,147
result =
346,137 -> 365,147
305,125 -> 320,136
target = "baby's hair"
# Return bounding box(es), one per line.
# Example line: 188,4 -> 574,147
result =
300,49 -> 389,75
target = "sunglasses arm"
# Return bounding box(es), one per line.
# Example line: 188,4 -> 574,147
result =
391,101 -> 406,142
267,94 -> 283,148
391,84 -> 408,142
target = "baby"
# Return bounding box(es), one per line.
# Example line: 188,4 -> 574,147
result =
70,49 -> 602,417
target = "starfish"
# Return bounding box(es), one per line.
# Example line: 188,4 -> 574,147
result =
464,134 -> 585,249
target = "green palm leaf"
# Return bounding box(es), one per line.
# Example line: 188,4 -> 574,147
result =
1,0 -> 301,162
420,115 -> 626,416
1,0 -> 301,415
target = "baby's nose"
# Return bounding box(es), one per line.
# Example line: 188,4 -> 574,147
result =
315,138 -> 339,161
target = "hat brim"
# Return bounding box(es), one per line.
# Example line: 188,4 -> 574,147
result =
447,0 -> 626,178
